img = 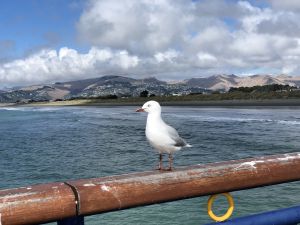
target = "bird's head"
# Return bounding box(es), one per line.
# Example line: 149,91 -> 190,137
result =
136,100 -> 161,114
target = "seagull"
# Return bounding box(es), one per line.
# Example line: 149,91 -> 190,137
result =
136,100 -> 191,171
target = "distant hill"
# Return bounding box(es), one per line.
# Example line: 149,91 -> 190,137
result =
1,74 -> 300,103
185,75 -> 238,90
184,74 -> 296,90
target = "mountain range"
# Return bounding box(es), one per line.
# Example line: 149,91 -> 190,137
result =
1,74 -> 300,103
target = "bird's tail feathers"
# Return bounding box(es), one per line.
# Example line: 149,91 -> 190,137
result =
185,144 -> 192,147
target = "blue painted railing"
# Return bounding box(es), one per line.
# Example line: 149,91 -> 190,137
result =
205,205 -> 300,225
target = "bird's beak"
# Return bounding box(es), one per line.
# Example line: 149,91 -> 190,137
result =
136,108 -> 145,112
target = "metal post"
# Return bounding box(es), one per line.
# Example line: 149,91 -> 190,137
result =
57,216 -> 84,225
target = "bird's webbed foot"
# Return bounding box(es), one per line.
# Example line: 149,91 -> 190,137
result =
164,167 -> 173,171
156,165 -> 163,171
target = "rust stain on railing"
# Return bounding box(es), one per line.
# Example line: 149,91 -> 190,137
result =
1,152 -> 300,225
0,183 -> 76,225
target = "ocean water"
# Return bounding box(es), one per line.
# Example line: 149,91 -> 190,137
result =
1,106 -> 300,225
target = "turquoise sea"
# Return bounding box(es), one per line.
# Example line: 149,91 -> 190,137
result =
1,106 -> 300,224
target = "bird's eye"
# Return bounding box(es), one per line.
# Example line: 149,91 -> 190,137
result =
148,104 -> 151,107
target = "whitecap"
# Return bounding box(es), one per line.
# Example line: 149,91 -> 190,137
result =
0,107 -> 26,111
166,113 -> 300,126
0,106 -> 66,112
276,120 -> 300,125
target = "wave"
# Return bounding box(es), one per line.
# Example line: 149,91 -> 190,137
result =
31,107 -> 66,112
203,116 -> 273,123
167,114 -> 270,122
277,120 -> 300,125
0,107 -> 26,111
0,106 -> 66,112
204,117 -> 300,125
166,114 -> 300,125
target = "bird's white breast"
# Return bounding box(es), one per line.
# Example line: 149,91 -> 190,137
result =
145,114 -> 181,153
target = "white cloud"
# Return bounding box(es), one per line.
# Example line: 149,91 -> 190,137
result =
75,0 -> 300,77
0,47 -> 140,86
77,0 -> 194,55
239,3 -> 273,33
196,52 -> 218,68
268,0 -> 300,12
2,0 -> 300,87
154,49 -> 179,63
110,50 -> 139,69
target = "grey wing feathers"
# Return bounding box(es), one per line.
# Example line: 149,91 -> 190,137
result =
174,138 -> 187,147
165,124 -> 188,147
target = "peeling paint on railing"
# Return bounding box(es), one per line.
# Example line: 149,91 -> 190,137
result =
100,185 -> 110,192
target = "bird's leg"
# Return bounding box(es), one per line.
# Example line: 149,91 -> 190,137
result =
167,153 -> 173,171
156,153 -> 163,170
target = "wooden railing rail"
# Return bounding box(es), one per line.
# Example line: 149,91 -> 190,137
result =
1,152 -> 300,225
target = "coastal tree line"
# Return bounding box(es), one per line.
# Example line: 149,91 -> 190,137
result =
229,84 -> 297,93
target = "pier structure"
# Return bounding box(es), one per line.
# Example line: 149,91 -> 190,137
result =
1,152 -> 300,225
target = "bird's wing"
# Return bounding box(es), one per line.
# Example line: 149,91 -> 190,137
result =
164,124 -> 187,147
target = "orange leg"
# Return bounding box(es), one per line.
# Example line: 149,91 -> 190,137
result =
156,154 -> 163,170
167,153 -> 173,171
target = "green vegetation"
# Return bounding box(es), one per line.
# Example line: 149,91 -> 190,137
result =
69,91 -> 300,105
139,90 -> 149,97
69,84 -> 300,103
69,94 -> 118,100
229,84 -> 296,93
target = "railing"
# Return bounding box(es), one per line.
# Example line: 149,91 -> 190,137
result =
1,152 -> 300,225
205,205 -> 300,225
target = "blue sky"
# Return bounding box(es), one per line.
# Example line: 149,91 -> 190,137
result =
1,0 -> 300,87
0,0 -> 84,59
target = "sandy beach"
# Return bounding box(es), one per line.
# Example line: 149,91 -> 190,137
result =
0,103 -> 16,107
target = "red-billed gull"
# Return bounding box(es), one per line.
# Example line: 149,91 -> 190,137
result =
136,100 -> 191,171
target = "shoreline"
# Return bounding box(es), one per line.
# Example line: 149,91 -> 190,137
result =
7,98 -> 300,107
0,103 -> 17,107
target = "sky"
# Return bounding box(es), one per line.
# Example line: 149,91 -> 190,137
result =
1,0 -> 300,87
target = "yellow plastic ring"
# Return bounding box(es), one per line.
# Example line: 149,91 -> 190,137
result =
207,193 -> 234,222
